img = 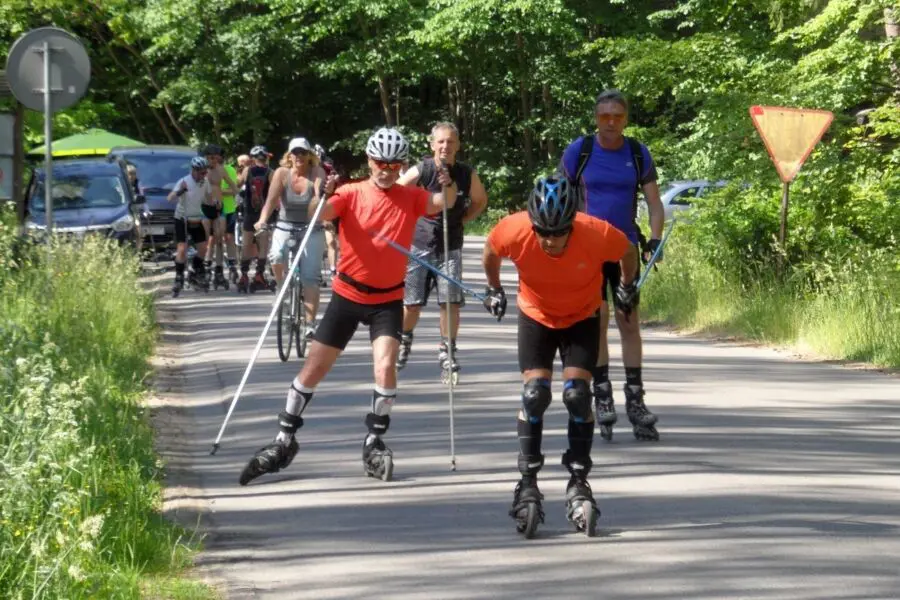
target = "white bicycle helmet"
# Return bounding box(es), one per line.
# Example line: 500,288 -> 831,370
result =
313,144 -> 327,160
365,127 -> 409,162
249,145 -> 268,158
191,156 -> 209,170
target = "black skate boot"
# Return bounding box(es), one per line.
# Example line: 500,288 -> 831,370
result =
229,262 -> 239,284
249,271 -> 267,293
625,384 -> 659,441
562,451 -> 599,537
593,381 -> 617,442
172,273 -> 184,297
239,412 -> 303,485
362,434 -> 394,481
509,475 -> 544,539
213,266 -> 229,291
438,338 -> 460,385
396,332 -> 413,371
237,272 -> 250,293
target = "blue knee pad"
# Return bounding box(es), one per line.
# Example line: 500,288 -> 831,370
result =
562,379 -> 593,423
521,378 -> 551,424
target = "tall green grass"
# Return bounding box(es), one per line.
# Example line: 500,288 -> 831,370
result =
0,210 -> 214,599
640,233 -> 900,368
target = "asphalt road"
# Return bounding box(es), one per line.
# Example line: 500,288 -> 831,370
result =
154,236 -> 900,600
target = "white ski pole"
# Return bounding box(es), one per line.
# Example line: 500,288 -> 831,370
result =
210,195 -> 329,455
440,160 -> 457,472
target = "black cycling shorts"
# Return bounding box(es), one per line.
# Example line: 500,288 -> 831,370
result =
315,291 -> 403,351
601,245 -> 641,302
517,311 -> 599,373
242,210 -> 262,233
201,204 -> 222,220
174,218 -> 207,245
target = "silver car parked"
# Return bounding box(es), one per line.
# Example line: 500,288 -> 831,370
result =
639,180 -> 727,222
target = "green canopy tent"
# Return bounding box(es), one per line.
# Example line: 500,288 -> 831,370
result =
29,128 -> 145,158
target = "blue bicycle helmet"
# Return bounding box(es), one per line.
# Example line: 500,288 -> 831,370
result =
527,176 -> 578,233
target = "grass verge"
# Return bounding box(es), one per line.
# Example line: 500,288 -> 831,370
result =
640,233 -> 900,368
0,211 -> 215,599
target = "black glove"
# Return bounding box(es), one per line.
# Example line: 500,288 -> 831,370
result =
645,238 -> 663,262
614,280 -> 640,315
483,286 -> 507,321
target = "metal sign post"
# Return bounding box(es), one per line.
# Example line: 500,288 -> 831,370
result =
5,27 -> 91,236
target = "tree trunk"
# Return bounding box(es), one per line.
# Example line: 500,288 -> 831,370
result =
395,86 -> 400,126
516,33 -> 535,172
122,45 -> 189,142
886,7 -> 900,96
123,94 -> 147,141
448,77 -> 458,124
542,83 -> 556,160
459,77 -> 469,140
377,71 -> 394,126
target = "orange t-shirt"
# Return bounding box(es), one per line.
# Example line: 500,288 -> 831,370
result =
329,180 -> 431,304
487,211 -> 631,328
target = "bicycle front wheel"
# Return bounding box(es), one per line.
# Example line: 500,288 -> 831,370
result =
294,281 -> 306,358
277,281 -> 294,362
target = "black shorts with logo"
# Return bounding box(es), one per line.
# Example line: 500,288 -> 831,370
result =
315,291 -> 403,351
517,312 -> 599,373
174,218 -> 207,245
601,244 -> 641,302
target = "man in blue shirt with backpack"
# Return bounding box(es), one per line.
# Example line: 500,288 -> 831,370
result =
562,89 -> 666,442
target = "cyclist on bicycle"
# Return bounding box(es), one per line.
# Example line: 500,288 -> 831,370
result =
255,137 -> 327,339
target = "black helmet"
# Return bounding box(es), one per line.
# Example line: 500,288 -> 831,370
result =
527,176 -> 578,233
204,143 -> 224,157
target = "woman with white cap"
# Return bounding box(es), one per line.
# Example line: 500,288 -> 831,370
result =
256,137 -> 327,339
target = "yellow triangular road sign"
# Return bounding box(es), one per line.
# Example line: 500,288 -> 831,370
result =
749,106 -> 834,183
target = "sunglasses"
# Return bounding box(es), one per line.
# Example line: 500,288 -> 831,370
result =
532,226 -> 571,238
596,112 -> 626,124
373,160 -> 404,172
291,149 -> 311,157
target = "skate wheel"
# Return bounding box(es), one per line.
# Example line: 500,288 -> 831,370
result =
600,424 -> 613,442
583,501 -> 598,537
381,455 -> 393,482
522,503 -> 540,539
633,426 -> 660,442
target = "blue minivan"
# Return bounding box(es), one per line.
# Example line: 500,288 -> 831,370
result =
106,145 -> 197,244
25,159 -> 141,242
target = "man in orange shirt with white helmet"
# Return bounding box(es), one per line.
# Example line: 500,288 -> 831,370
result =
482,175 -> 638,538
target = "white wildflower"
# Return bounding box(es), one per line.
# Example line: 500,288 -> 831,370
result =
67,564 -> 85,582
80,514 -> 104,539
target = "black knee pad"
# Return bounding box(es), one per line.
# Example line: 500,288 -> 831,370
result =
278,411 -> 304,435
563,379 -> 593,423
365,412 -> 391,435
521,378 -> 552,424
517,453 -> 545,477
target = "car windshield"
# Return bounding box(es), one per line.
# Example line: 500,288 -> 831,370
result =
31,174 -> 127,211
660,182 -> 683,195
124,155 -> 193,192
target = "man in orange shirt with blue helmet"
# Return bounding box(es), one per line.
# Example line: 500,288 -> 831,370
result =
482,175 -> 638,538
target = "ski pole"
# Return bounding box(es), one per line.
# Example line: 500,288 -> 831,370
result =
439,161 -> 457,472
372,232 -> 487,302
210,198 -> 329,455
637,216 -> 676,289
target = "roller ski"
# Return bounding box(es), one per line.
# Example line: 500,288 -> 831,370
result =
238,436 -> 299,486
562,452 -> 599,537
212,267 -> 230,291
236,272 -> 250,293
362,434 -> 394,481
625,384 -> 659,441
229,264 -> 239,284
509,475 -> 544,539
248,272 -> 269,294
593,381 -> 618,442
188,270 -> 210,293
396,332 -> 413,371
438,339 -> 460,385
171,273 -> 184,298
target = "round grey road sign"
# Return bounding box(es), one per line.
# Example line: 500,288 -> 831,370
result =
4,27 -> 90,112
